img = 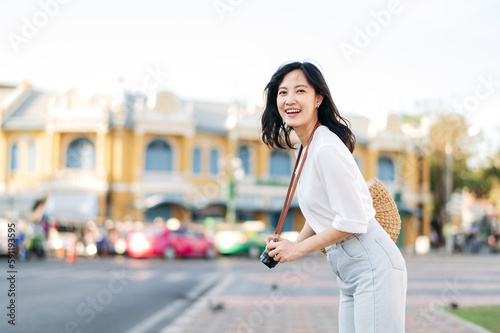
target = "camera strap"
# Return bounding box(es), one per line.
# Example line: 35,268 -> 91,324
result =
274,121 -> 320,238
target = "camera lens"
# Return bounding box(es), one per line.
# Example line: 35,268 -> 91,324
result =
260,249 -> 278,269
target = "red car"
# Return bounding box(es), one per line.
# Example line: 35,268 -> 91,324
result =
126,225 -> 218,259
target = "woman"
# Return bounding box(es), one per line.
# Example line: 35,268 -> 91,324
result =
262,61 -> 407,332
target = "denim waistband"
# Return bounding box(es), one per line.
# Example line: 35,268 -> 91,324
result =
325,219 -> 380,252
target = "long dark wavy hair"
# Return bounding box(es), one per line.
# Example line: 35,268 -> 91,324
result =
261,61 -> 355,153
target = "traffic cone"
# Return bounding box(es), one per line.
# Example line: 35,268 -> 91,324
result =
66,239 -> 77,264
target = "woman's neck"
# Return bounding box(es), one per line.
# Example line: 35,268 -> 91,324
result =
295,120 -> 319,146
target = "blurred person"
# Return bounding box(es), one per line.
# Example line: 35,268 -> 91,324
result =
15,225 -> 29,261
430,229 -> 439,249
262,61 -> 407,332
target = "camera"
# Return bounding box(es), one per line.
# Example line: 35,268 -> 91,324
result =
260,240 -> 278,269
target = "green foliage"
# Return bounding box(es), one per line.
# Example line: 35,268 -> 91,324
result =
400,114 -> 421,126
449,305 -> 500,333
460,156 -> 500,197
456,167 -> 492,197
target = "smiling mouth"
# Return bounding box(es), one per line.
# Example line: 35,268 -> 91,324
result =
286,109 -> 301,114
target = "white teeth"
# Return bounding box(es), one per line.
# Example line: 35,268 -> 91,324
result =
286,109 -> 300,114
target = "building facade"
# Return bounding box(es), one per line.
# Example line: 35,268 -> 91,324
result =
0,81 -> 431,248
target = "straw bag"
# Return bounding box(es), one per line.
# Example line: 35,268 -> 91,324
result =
366,177 -> 401,242
320,177 -> 401,255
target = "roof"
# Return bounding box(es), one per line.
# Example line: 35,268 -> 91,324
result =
189,100 -> 230,134
2,92 -> 51,130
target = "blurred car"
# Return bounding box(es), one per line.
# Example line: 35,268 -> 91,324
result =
214,221 -> 271,258
47,227 -> 76,258
126,224 -> 218,259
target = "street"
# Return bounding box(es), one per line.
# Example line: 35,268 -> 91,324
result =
1,252 -> 500,333
0,256 -> 241,333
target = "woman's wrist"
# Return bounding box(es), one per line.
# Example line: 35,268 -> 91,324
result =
296,240 -> 312,256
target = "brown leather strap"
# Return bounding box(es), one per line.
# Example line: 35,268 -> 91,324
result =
274,121 -> 320,238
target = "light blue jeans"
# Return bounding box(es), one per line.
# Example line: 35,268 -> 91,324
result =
326,219 -> 407,332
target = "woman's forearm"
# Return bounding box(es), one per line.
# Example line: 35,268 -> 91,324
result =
295,221 -> 316,243
297,226 -> 352,255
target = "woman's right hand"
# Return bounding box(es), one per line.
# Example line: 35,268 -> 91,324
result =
265,235 -> 278,244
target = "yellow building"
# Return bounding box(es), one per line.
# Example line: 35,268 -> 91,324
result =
0,82 -> 430,249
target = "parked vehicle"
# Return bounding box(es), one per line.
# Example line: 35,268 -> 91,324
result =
213,221 -> 270,258
126,224 -> 218,259
213,221 -> 300,258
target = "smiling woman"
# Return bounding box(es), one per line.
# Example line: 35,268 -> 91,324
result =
261,62 -> 354,153
260,61 -> 407,333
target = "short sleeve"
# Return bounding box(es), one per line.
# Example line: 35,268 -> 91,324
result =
313,144 -> 370,234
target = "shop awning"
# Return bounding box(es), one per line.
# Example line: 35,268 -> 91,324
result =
44,192 -> 98,223
143,193 -> 188,209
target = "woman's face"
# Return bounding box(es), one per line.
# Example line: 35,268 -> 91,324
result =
277,69 -> 323,130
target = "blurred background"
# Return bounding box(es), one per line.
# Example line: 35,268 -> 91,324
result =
1,1 -> 500,332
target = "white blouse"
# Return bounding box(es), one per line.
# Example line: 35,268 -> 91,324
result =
295,125 -> 375,235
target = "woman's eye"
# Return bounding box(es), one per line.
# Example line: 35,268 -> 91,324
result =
297,89 -> 305,93
278,91 -> 286,95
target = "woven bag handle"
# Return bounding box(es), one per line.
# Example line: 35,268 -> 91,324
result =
274,121 -> 320,238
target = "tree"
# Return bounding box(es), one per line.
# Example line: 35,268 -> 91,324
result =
428,113 -> 471,238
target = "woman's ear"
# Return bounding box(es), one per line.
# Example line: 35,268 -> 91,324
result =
316,94 -> 324,107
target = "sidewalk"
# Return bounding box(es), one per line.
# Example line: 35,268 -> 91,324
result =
161,253 -> 496,333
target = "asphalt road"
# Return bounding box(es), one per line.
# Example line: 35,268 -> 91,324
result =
0,255 -> 252,333
3,252 -> 500,333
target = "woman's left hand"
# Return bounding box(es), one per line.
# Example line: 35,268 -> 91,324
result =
266,239 -> 304,263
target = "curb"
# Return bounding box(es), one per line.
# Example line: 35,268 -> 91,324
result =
124,273 -> 223,333
433,306 -> 492,333
160,274 -> 236,333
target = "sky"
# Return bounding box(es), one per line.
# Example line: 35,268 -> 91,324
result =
1,0 -> 500,162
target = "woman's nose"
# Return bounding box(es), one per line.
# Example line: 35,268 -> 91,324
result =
285,93 -> 296,104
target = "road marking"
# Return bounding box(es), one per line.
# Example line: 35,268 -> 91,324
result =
124,273 -> 222,333
186,273 -> 220,300
128,269 -> 154,281
163,271 -> 189,282
124,299 -> 188,333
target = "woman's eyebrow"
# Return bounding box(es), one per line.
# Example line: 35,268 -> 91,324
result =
278,84 -> 309,90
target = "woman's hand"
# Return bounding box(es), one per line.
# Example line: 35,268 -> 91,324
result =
265,235 -> 278,244
266,239 -> 304,263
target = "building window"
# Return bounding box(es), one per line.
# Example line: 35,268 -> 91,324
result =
269,150 -> 291,176
145,139 -> 173,171
192,147 -> 201,175
209,149 -> 219,175
67,138 -> 95,169
378,156 -> 395,181
28,142 -> 36,171
238,145 -> 250,176
10,143 -> 19,172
